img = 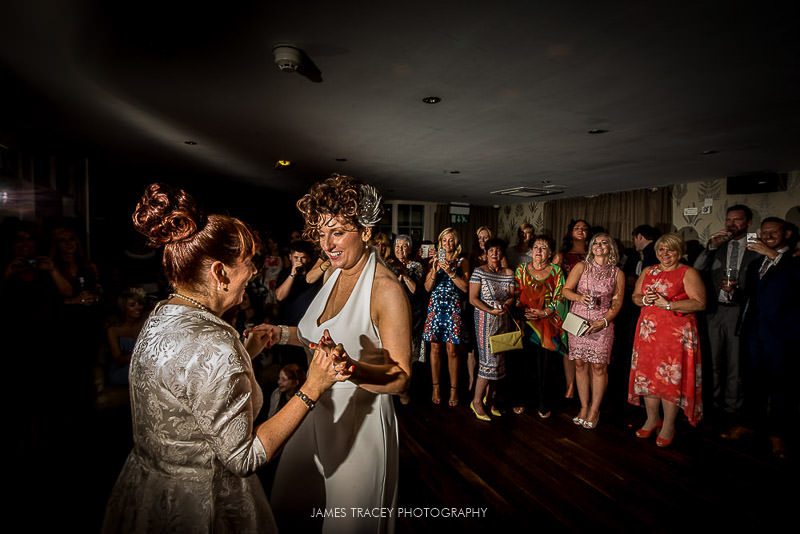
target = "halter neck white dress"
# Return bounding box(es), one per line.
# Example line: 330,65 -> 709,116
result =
270,250 -> 399,534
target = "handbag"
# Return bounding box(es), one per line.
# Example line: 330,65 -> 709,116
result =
489,318 -> 523,353
562,311 -> 590,337
482,275 -> 523,353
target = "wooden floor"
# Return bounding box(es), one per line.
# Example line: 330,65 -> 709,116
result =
46,369 -> 795,533
394,373 -> 796,533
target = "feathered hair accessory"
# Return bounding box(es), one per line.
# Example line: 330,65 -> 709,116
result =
357,184 -> 383,227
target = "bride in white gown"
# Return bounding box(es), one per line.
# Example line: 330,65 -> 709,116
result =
268,174 -> 412,534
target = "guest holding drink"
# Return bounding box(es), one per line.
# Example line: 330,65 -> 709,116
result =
562,233 -> 625,429
630,233 -> 706,446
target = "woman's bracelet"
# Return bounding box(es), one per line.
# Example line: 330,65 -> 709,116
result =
278,325 -> 289,345
294,390 -> 316,410
602,317 -> 608,328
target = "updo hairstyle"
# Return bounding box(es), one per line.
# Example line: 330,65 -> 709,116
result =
132,183 -> 257,290
297,174 -> 371,241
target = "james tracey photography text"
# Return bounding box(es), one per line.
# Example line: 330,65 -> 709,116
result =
310,507 -> 488,519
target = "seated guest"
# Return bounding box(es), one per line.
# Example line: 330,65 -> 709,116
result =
268,364 -> 306,419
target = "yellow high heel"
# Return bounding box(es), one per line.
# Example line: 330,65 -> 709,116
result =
470,402 -> 491,422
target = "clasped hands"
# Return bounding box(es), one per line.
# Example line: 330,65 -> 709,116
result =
309,329 -> 356,381
643,288 -> 668,309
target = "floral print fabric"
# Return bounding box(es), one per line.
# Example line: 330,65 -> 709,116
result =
627,264 -> 703,425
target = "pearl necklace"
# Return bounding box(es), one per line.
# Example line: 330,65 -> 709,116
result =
170,292 -> 211,313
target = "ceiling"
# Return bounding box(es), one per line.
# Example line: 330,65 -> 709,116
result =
1,0 -> 798,205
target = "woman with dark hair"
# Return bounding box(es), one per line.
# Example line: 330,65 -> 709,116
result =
513,235 -> 569,417
268,363 -> 306,418
103,183 -> 343,533
507,222 -> 535,269
267,174 -> 412,534
554,218 -> 591,399
469,238 -> 514,420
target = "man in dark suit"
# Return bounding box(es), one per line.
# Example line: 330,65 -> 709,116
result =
737,217 -> 799,458
693,204 -> 759,420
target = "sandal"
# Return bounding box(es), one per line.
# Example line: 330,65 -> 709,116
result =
512,406 -> 525,415
448,386 -> 458,407
431,383 -> 440,405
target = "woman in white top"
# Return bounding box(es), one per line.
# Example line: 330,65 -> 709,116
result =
267,174 -> 412,534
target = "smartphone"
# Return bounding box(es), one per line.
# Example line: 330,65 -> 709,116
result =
746,232 -> 758,244
438,247 -> 447,262
420,244 -> 434,258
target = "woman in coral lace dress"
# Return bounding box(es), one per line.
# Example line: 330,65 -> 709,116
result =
628,233 -> 706,447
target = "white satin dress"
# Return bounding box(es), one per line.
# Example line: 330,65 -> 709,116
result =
270,250 -> 399,534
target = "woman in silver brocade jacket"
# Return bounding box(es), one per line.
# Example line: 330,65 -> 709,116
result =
102,183 -> 344,533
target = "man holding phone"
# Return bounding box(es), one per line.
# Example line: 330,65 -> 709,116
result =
694,205 -> 759,425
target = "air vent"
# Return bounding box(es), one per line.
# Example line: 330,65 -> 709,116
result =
490,185 -> 564,198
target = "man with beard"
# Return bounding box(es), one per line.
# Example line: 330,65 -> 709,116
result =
694,205 -> 759,428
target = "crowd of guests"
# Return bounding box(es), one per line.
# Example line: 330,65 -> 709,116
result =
3,194 -> 798,533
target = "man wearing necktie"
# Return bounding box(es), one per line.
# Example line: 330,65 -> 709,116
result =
694,205 -> 759,424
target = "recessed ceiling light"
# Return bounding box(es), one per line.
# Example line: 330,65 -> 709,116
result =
335,158 -> 348,162
702,150 -> 719,155
275,159 -> 292,169
422,96 -> 441,104
587,129 -> 608,134
184,140 -> 198,145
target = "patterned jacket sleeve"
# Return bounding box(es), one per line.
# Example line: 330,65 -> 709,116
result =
183,332 -> 268,477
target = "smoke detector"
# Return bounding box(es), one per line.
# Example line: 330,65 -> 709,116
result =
273,45 -> 301,72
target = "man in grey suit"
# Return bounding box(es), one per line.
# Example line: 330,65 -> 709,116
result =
694,204 -> 759,422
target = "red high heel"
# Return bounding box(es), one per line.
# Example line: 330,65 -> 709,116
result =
656,434 -> 674,448
635,422 -> 663,439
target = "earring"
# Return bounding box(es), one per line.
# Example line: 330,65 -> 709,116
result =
223,284 -> 229,292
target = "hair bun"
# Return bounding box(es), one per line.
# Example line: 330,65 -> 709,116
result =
132,183 -> 204,246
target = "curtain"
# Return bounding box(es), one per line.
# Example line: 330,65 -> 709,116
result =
543,187 -> 672,249
433,204 -> 499,254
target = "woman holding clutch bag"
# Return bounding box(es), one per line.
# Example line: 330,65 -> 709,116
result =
513,235 -> 569,417
468,238 -> 514,420
562,233 -> 625,430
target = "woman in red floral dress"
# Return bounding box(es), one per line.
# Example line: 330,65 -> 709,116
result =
628,233 -> 706,447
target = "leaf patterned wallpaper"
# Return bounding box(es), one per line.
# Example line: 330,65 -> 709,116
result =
498,171 -> 799,245
497,201 -> 545,243
672,171 -> 799,243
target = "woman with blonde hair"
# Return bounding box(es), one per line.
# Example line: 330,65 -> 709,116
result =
562,233 -> 625,429
423,227 -> 470,406
629,233 -> 705,447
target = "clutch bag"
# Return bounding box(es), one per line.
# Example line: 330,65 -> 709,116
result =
562,311 -> 590,337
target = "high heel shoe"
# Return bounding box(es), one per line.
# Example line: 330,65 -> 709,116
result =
656,431 -> 674,448
572,416 -> 585,426
635,422 -> 663,439
431,383 -> 440,405
482,391 -> 501,416
582,414 -> 600,430
470,402 -> 491,422
448,386 -> 459,407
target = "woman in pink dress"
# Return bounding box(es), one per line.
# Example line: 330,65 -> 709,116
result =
628,233 -> 706,447
562,233 -> 625,430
